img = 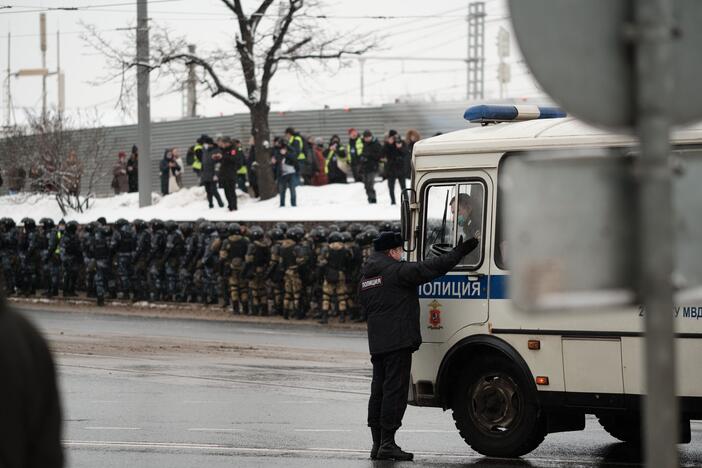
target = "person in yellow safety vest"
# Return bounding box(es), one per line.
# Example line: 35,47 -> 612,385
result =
286,127 -> 311,185
347,128 -> 364,182
285,127 -> 305,161
325,135 -> 348,184
188,134 -> 211,181
235,139 -> 248,193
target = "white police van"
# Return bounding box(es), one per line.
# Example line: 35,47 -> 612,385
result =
400,105 -> 702,457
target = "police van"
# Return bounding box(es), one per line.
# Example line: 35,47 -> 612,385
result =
400,105 -> 702,457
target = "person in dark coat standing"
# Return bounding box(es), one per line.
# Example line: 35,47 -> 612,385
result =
159,149 -> 180,196
0,296 -> 64,468
381,130 -> 408,205
358,231 -> 479,461
218,136 -> 244,211
358,130 -> 382,204
111,152 -> 129,194
126,145 -> 139,193
201,142 -> 225,209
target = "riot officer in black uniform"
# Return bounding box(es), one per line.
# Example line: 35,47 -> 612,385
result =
132,219 -> 151,301
59,221 -> 82,297
17,218 -> 40,296
163,220 -> 185,301
178,222 -> 198,303
81,222 -> 97,298
93,224 -> 112,306
149,219 -> 167,301
244,225 -> 270,316
0,218 -> 19,295
201,222 -> 221,305
111,219 -> 135,300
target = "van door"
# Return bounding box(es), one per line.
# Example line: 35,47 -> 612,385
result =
417,171 -> 492,343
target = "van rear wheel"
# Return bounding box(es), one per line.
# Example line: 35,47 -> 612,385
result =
451,356 -> 546,458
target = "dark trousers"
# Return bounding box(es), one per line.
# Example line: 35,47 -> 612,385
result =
278,174 -> 297,207
221,178 -> 238,210
368,348 -> 412,431
362,171 -> 377,204
204,181 -> 224,208
387,175 -> 407,205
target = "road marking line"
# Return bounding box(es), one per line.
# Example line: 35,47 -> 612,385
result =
294,429 -> 354,433
188,428 -> 244,432
84,427 -> 141,431
62,440 -> 662,465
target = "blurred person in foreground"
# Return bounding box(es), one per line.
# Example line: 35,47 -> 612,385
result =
358,231 -> 479,461
0,290 -> 64,467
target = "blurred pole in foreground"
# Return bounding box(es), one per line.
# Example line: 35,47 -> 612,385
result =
137,0 -> 152,207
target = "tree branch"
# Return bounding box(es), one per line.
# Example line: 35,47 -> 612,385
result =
261,0 -> 304,103
160,53 -> 251,107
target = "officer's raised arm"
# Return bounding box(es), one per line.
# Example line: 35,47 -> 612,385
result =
396,235 -> 479,287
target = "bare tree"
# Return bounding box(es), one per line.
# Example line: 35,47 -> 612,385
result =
0,111 -> 112,215
83,0 -> 374,199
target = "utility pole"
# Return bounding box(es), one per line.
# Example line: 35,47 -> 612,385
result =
186,44 -> 197,118
637,1 -> 678,466
496,27 -> 511,99
466,2 -> 486,100
5,32 -> 11,127
137,0 -> 152,207
57,30 -> 64,115
39,13 -> 47,121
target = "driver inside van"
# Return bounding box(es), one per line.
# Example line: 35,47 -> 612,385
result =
450,193 -> 481,264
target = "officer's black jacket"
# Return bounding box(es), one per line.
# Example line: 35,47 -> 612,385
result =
359,239 -> 478,356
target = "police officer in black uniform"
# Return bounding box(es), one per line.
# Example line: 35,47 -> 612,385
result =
358,231 -> 478,461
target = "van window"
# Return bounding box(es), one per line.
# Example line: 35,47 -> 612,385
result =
423,181 -> 484,268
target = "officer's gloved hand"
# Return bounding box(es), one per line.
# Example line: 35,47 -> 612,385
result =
454,234 -> 480,257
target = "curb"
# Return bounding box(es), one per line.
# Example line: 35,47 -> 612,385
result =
8,296 -> 367,332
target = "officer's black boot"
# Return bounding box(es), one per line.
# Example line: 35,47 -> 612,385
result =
369,426 -> 381,460
318,310 -> 328,324
377,429 -> 413,461
97,296 -> 105,307
243,302 -> 251,315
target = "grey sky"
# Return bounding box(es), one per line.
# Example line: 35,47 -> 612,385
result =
2,0 -> 540,126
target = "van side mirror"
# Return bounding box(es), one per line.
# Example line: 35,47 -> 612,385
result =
401,188 -> 417,252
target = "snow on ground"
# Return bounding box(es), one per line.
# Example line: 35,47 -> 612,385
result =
0,180 -> 403,223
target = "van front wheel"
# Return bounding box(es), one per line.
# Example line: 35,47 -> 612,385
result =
451,356 -> 546,458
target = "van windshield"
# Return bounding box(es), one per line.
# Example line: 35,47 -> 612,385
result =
423,182 -> 484,268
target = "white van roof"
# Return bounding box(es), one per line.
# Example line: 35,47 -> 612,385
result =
413,117 -> 702,157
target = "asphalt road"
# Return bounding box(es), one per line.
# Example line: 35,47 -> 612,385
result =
18,306 -> 702,468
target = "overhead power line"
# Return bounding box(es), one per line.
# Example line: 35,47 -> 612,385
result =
0,0 -> 180,14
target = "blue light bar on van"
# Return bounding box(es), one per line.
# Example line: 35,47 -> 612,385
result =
464,104 -> 566,124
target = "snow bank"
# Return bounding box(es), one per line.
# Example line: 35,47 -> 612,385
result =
0,180 -> 402,223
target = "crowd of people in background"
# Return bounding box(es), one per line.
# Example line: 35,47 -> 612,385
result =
0,217 -> 398,324
111,127 -> 424,209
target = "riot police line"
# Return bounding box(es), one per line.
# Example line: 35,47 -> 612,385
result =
0,216 -> 397,323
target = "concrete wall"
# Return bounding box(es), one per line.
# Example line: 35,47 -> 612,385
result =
1,99 -> 507,197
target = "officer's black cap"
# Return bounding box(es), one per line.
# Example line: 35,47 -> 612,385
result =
373,231 -> 403,252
